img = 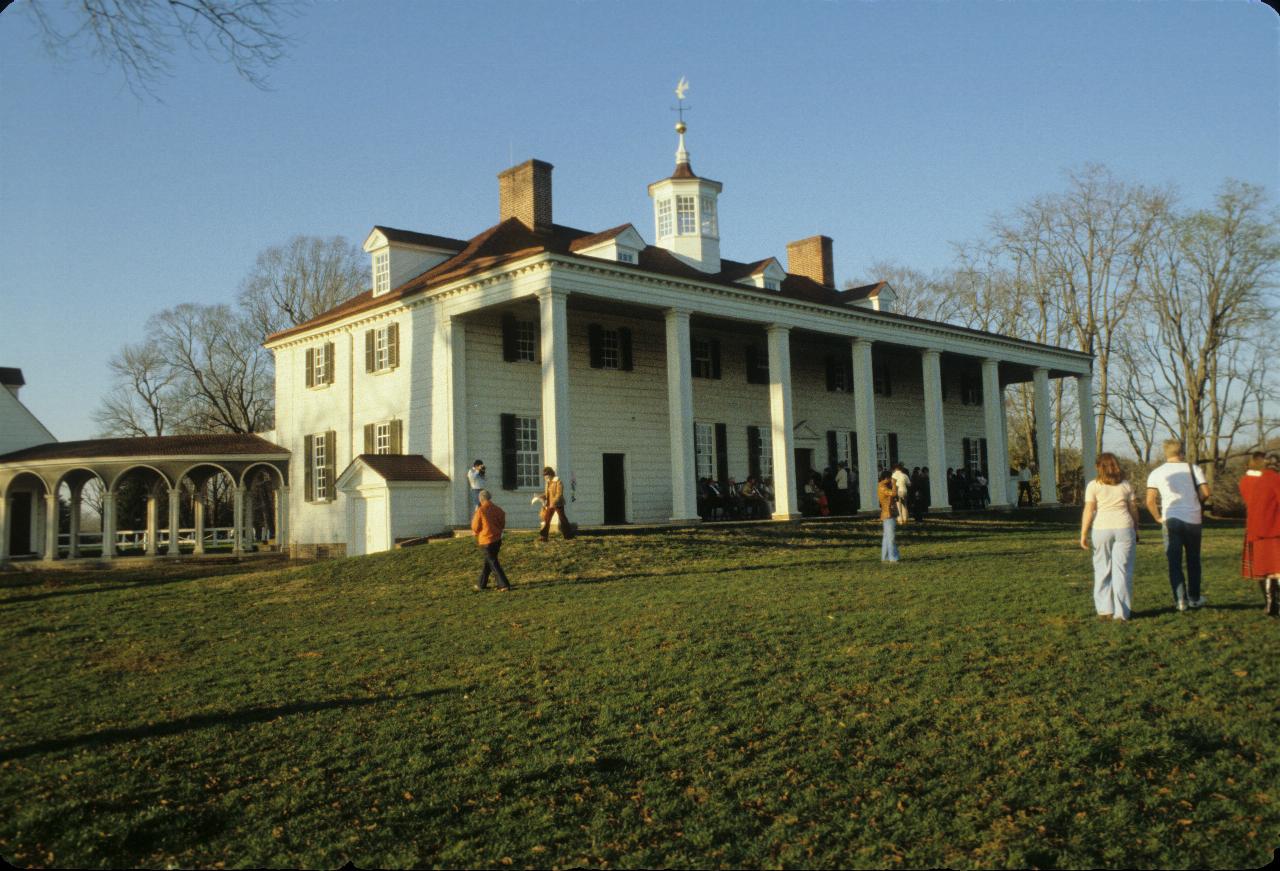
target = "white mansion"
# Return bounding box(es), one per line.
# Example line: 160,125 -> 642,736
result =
264,128 -> 1096,556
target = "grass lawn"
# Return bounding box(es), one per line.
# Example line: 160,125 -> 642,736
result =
1,513 -> 1276,869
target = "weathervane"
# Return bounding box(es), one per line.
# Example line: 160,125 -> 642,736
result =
672,76 -> 691,131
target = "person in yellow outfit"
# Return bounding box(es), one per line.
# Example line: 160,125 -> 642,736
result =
538,466 -> 576,542
470,490 -> 511,591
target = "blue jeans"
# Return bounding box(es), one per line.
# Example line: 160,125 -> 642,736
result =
881,518 -> 900,562
1163,518 -> 1202,604
1092,527 -> 1135,619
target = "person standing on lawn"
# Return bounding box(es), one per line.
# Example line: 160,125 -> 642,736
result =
1239,451 -> 1280,617
878,471 -> 900,563
891,462 -> 910,525
538,466 -> 575,541
1146,439 -> 1212,611
470,490 -> 511,591
1080,453 -> 1140,622
466,459 -> 487,512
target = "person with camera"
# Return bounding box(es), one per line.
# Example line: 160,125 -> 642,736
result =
467,459 -> 487,513
1145,439 -> 1212,611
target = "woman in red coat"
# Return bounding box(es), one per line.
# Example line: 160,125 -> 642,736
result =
1239,452 -> 1280,616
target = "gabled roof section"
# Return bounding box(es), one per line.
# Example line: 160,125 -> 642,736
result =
841,281 -> 890,302
341,454 -> 449,483
568,223 -> 644,253
366,226 -> 468,252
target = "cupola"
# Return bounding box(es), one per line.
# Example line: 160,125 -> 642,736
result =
647,97 -> 722,273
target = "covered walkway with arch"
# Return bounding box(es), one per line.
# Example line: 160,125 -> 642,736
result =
0,434 -> 289,565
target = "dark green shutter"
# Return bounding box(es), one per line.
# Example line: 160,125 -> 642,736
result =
500,414 -> 518,490
851,432 -> 859,466
501,314 -> 518,362
888,433 -> 899,466
363,423 -> 375,455
305,347 -> 315,388
588,324 -> 603,368
710,339 -> 722,379
827,430 -> 838,468
324,342 -> 335,384
747,425 -> 761,478
324,431 -> 336,502
825,357 -> 836,392
387,323 -> 399,369
365,330 -> 375,372
843,358 -> 854,392
619,327 -> 633,371
979,438 -> 989,478
390,419 -> 403,454
715,423 -> 729,482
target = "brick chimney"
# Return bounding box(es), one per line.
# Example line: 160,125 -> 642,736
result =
498,159 -> 554,232
786,235 -> 834,288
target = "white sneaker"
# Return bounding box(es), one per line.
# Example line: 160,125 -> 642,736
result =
1177,598 -> 1188,612
1189,596 -> 1206,609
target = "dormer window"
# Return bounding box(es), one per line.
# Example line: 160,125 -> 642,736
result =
373,250 -> 390,294
700,196 -> 717,237
657,199 -> 673,238
676,195 -> 697,235
617,250 -> 635,264
764,278 -> 780,291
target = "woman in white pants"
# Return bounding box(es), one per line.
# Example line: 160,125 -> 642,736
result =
1080,453 -> 1141,621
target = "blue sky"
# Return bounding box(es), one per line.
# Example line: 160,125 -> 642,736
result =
1,0 -> 1276,441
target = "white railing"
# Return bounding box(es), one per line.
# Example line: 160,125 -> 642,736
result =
56,527 -> 266,552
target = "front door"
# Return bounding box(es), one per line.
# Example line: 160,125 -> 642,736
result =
794,448 -> 814,496
602,454 -> 627,525
8,494 -> 33,556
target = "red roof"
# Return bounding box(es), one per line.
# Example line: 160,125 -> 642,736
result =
352,454 -> 449,482
373,226 -> 468,251
841,282 -> 888,302
0,434 -> 288,463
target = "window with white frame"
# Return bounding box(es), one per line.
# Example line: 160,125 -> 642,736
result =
313,435 -> 329,501
657,199 -> 673,238
600,327 -> 621,370
966,437 -> 982,474
764,278 -> 780,291
756,427 -> 773,479
515,319 -> 536,362
374,327 -> 390,371
617,249 -> 635,263
695,422 -> 715,480
700,196 -> 718,236
373,250 -> 390,294
876,433 -> 891,474
374,421 -> 391,455
312,343 -> 329,386
692,338 -> 713,379
676,195 -> 697,235
515,416 -> 541,489
834,430 -> 852,468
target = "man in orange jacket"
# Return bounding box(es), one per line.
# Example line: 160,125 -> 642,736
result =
471,489 -> 511,591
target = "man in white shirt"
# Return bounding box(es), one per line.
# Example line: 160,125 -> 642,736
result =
891,463 -> 910,524
466,459 -> 487,513
1017,464 -> 1033,506
1146,439 -> 1212,611
834,461 -> 851,515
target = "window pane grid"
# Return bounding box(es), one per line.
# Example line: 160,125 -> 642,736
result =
515,416 -> 541,488
600,328 -> 620,369
313,435 -> 328,500
375,422 -> 390,455
657,200 -> 673,238
695,423 -> 714,480
692,339 -> 712,379
313,345 -> 327,385
676,195 -> 696,235
516,320 -> 536,362
374,251 -> 390,294
876,434 -> 890,474
700,196 -> 717,236
375,327 -> 389,370
757,428 -> 773,479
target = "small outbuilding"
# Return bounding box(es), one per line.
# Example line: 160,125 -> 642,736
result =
335,454 -> 451,555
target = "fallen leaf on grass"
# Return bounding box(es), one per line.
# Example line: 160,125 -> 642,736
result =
1233,670 -> 1248,677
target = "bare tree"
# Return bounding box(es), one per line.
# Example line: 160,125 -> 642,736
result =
24,0 -> 298,95
93,339 -> 180,436
238,235 -> 366,339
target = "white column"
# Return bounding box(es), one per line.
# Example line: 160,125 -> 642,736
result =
167,486 -> 182,555
921,349 -> 951,512
232,486 -> 245,555
68,488 -> 82,558
1077,372 -> 1098,489
665,309 -> 699,521
101,491 -> 116,559
766,324 -> 799,520
982,358 -> 1011,508
0,492 -> 9,564
277,485 -> 290,552
144,491 -> 159,556
1033,367 -> 1059,506
43,493 -> 59,562
447,316 -> 470,526
193,487 -> 206,555
539,287 -> 572,485
852,338 -> 878,513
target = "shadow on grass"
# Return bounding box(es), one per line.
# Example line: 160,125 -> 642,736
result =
0,688 -> 452,762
